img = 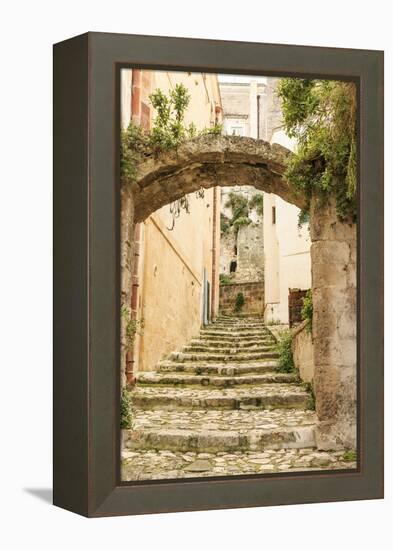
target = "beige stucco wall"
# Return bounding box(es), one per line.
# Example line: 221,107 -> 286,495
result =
264,128 -> 311,324
121,70 -> 222,373
120,69 -> 132,130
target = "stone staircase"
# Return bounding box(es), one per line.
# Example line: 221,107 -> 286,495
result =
122,316 -> 356,480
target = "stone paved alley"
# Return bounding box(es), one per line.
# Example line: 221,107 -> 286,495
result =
122,316 -> 356,480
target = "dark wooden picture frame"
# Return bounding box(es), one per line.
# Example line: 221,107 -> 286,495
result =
53,32 -> 384,517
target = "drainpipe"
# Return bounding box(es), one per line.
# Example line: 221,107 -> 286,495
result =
125,68 -> 143,387
125,222 -> 142,386
257,94 -> 261,139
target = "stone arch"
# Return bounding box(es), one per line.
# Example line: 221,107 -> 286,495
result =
121,134 -> 357,451
131,135 -> 305,222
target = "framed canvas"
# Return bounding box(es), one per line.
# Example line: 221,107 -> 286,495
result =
53,32 -> 384,517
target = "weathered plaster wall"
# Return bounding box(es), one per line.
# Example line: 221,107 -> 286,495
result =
292,320 -> 314,385
121,69 -> 222,375
137,214 -> 203,372
264,127 -> 311,324
219,79 -> 266,138
219,282 -> 264,315
310,197 -> 357,450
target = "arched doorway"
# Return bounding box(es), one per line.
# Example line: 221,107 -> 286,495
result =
121,134 -> 356,450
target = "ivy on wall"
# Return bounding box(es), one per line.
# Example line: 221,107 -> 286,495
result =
121,83 -> 222,229
221,192 -> 264,235
277,78 -> 357,222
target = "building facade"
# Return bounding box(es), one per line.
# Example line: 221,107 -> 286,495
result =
121,69 -> 222,375
218,77 -> 265,313
262,78 -> 312,325
219,76 -> 312,324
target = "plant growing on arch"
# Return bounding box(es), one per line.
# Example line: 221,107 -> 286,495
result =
120,83 -> 223,229
277,78 -> 357,222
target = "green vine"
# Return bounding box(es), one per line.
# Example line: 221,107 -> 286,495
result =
121,305 -> 144,351
248,193 -> 264,217
222,192 -> 264,235
275,330 -> 296,373
120,387 -> 134,429
120,83 -> 222,228
234,292 -> 245,313
277,78 -> 357,222
219,273 -> 232,286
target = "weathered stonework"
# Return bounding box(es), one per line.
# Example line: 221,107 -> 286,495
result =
120,185 -> 135,386
236,223 -> 264,282
219,282 -> 264,315
121,134 -> 357,452
220,222 -> 264,283
132,135 -> 304,222
310,197 -> 357,450
292,320 -> 314,385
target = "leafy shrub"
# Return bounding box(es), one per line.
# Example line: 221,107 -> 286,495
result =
234,292 -> 245,313
120,84 -> 223,229
342,450 -> 357,462
120,387 -> 134,429
232,215 -> 252,231
219,274 -> 232,286
220,213 -> 230,233
249,193 -> 264,217
225,193 -> 249,220
277,78 -> 357,221
276,330 -> 295,373
121,305 -> 144,351
301,290 -> 313,331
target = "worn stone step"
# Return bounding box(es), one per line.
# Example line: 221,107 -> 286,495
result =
206,321 -> 268,327
132,384 -> 310,411
211,322 -> 266,328
192,338 -> 274,348
197,333 -> 275,343
200,329 -> 272,338
137,372 -> 297,387
156,361 -> 279,375
169,350 -> 279,362
182,344 -> 276,354
203,325 -> 270,333
217,314 -> 263,318
125,425 -> 316,453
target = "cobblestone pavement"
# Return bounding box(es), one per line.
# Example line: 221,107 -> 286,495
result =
121,448 -> 357,481
122,316 -> 356,481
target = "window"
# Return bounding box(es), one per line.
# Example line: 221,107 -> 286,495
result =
230,126 -> 244,136
230,260 -> 237,273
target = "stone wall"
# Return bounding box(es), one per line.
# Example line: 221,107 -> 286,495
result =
236,223 -> 264,282
220,221 -> 264,283
219,282 -> 264,315
310,197 -> 357,450
292,320 -> 314,385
